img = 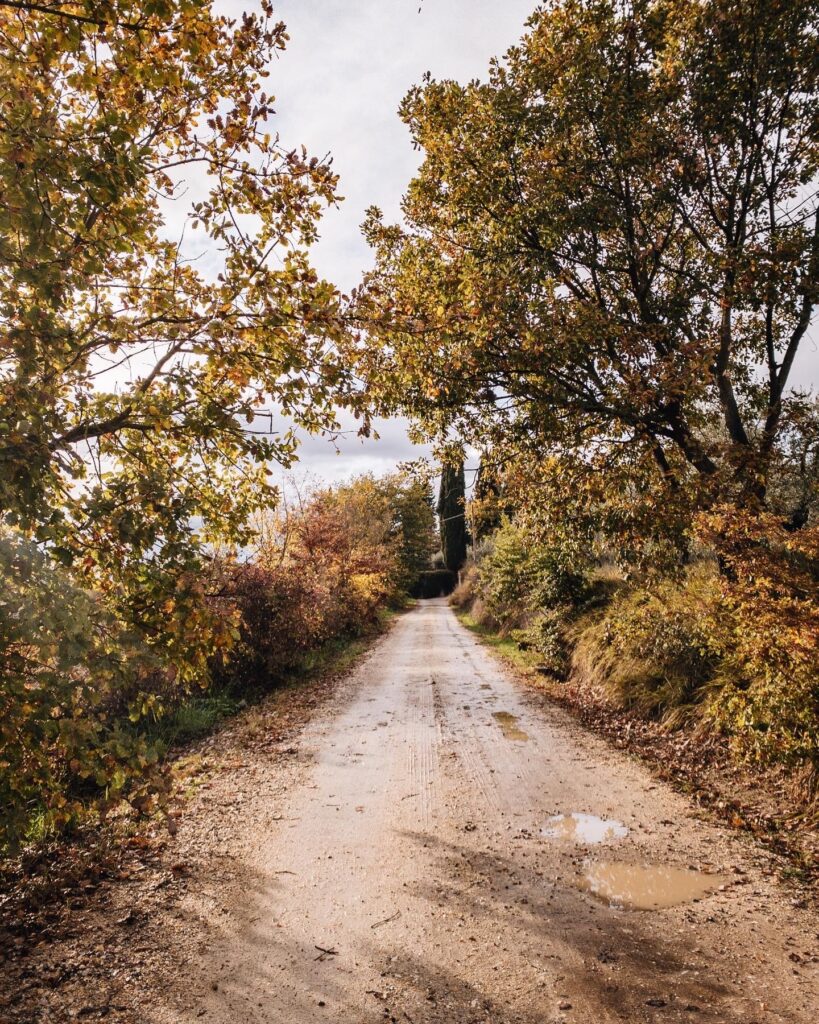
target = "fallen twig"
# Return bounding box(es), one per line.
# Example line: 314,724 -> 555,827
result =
371,910 -> 401,930
314,945 -> 339,962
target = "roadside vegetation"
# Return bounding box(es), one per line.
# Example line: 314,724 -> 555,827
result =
451,509 -> 818,807
1,469 -> 436,853
4,472 -> 435,862
0,0 -> 350,856
0,0 -> 434,861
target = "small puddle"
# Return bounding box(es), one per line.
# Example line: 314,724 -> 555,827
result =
578,861 -> 727,910
542,813 -> 628,844
492,711 -> 529,741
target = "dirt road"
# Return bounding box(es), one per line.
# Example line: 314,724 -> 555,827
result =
150,599 -> 817,1024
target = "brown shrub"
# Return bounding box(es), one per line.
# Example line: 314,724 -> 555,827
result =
450,565 -> 478,608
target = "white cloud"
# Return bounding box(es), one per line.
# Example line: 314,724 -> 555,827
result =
268,0 -> 535,292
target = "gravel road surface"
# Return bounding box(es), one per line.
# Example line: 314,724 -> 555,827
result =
149,599 -> 818,1024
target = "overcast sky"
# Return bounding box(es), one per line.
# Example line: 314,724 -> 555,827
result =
243,0 -> 537,482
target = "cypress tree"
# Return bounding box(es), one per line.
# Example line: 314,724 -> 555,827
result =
437,460 -> 467,571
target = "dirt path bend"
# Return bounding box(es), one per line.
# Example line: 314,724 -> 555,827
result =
151,599 -> 817,1024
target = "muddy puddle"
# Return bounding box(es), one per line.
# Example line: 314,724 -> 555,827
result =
492,711 -> 529,741
542,813 -> 628,844
578,861 -> 727,910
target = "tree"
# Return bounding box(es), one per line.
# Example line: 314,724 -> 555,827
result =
386,474 -> 438,589
437,460 -> 467,571
0,0 -> 346,651
355,0 -> 819,531
472,455 -> 506,542
318,471 -> 437,593
0,1 -> 345,843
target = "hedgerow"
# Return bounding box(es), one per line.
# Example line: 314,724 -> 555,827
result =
456,506 -> 819,788
0,472 -> 436,856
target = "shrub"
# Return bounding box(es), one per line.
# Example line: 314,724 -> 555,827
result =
210,478 -> 411,695
477,519 -> 590,630
577,508 -> 819,779
209,558 -> 391,696
208,562 -> 317,692
697,507 -> 819,773
1,470 -> 425,858
0,533 -> 174,852
450,565 -> 478,608
512,607 -> 572,678
581,566 -> 721,722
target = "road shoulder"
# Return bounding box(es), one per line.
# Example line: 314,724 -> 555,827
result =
455,607 -> 818,895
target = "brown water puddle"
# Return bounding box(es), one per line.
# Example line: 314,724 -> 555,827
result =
578,861 -> 727,910
542,813 -> 628,844
492,711 -> 529,741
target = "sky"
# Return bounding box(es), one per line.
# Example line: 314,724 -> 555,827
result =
242,0 -> 537,482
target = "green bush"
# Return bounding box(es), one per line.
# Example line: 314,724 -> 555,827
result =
0,533 -> 171,853
583,566 -> 720,722
512,608 -> 571,678
478,519 -> 590,629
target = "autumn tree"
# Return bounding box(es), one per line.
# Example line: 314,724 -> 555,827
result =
437,460 -> 467,571
0,1 -> 346,844
387,474 -> 438,589
317,472 -> 437,593
1,0 -> 346,550
355,0 -> 819,536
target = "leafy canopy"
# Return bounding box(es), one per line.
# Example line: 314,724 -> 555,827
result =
1,0 -> 346,567
355,0 -> 819,533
